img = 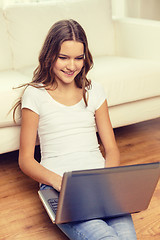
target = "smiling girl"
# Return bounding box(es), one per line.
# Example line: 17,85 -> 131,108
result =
17,19 -> 137,239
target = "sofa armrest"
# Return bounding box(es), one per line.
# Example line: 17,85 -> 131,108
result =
113,17 -> 160,61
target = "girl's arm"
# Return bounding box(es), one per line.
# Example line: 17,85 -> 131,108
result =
95,100 -> 120,168
19,108 -> 62,191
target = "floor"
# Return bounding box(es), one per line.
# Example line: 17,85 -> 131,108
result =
0,118 -> 160,240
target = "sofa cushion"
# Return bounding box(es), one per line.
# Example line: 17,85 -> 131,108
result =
109,96 -> 160,128
0,8 -> 12,70
4,0 -> 115,69
0,126 -> 21,154
0,71 -> 30,127
88,56 -> 160,106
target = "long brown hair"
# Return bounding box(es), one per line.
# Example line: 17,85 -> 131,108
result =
13,19 -> 93,121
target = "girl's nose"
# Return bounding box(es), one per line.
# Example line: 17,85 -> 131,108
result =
66,60 -> 75,71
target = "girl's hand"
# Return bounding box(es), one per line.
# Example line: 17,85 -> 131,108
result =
51,174 -> 63,192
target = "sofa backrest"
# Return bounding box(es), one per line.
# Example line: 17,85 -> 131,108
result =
0,8 -> 12,71
4,0 -> 115,70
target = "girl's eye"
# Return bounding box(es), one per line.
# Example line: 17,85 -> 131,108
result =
59,56 -> 67,60
76,57 -> 84,60
58,56 -> 84,60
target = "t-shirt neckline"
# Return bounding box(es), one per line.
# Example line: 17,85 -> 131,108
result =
44,88 -> 84,108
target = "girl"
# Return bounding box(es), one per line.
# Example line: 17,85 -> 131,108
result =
17,19 -> 137,239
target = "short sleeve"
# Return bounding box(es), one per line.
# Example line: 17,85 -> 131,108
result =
90,81 -> 106,111
21,86 -> 40,115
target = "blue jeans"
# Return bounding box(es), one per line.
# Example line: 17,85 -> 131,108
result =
40,184 -> 137,240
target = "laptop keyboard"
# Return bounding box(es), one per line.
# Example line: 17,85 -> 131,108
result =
48,198 -> 59,214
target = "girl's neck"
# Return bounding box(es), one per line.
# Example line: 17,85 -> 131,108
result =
52,80 -> 78,94
46,80 -> 83,106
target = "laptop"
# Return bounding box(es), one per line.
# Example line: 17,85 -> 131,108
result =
38,162 -> 160,224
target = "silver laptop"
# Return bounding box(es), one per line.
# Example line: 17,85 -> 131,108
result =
38,162 -> 160,224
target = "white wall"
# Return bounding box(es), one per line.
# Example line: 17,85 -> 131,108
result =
111,0 -> 127,17
0,0 -> 3,7
112,0 -> 160,21
126,0 -> 160,21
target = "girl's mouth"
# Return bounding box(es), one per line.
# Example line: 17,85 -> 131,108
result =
62,70 -> 75,76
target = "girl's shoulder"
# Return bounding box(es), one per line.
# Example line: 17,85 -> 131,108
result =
23,84 -> 45,96
87,81 -> 106,111
22,84 -> 46,106
88,80 -> 105,95
21,84 -> 45,115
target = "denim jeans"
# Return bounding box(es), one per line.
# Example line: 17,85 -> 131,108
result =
40,184 -> 137,240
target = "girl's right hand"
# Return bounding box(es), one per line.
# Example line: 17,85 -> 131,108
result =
52,174 -> 63,192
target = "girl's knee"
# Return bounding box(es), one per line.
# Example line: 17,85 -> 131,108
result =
58,219 -> 120,240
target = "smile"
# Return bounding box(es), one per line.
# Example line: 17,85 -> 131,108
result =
62,70 -> 75,76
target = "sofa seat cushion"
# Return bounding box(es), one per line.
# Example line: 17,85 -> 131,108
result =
0,126 -> 21,154
18,65 -> 35,78
0,71 -> 30,127
88,56 -> 160,107
109,96 -> 160,128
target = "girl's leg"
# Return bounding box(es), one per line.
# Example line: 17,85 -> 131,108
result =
105,214 -> 137,240
57,219 -> 119,240
58,215 -> 137,240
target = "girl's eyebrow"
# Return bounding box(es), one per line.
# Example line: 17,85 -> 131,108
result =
59,53 -> 84,58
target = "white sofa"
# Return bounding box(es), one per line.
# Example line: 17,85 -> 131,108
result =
0,0 -> 160,154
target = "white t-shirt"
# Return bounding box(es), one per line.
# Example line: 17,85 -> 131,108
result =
22,81 -> 106,176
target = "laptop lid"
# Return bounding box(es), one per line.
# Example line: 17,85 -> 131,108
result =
38,162 -> 160,224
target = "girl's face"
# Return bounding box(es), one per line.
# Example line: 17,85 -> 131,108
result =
53,40 -> 84,86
